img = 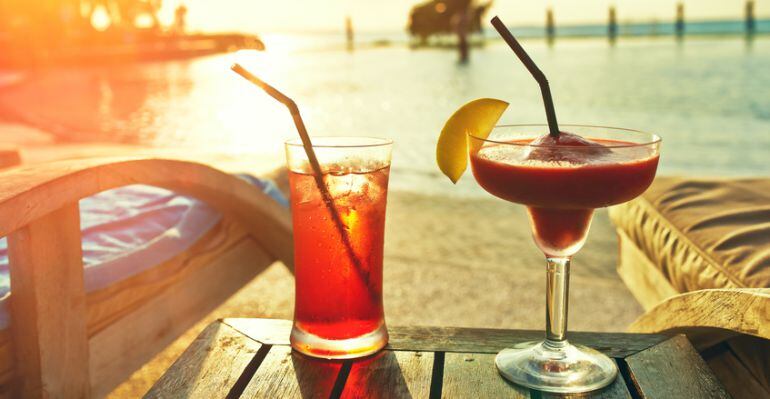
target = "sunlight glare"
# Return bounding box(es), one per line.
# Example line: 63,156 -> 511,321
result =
90,6 -> 111,31
217,47 -> 301,155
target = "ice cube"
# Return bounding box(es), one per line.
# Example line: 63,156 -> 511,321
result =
525,132 -> 611,164
326,172 -> 371,204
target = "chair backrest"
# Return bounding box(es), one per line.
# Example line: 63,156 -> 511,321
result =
0,147 -> 20,169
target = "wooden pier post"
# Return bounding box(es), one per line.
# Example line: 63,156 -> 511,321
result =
546,8 -> 555,44
345,16 -> 354,51
746,1 -> 756,35
675,3 -> 685,38
608,6 -> 618,42
456,2 -> 470,63
457,8 -> 470,64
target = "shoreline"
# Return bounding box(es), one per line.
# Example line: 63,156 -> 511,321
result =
270,31 -> 770,56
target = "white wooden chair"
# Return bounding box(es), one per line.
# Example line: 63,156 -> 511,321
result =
0,154 -> 293,397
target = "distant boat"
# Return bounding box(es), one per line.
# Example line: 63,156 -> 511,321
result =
408,0 -> 492,43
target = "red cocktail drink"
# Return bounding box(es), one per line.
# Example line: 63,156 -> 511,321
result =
471,138 -> 659,256
290,167 -> 389,339
286,137 -> 392,359
467,125 -> 660,393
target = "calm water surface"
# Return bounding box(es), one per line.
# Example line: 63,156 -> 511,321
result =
2,35 -> 769,195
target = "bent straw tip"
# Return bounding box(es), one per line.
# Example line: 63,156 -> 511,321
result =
490,16 -> 507,29
230,63 -> 267,89
231,63 -> 249,75
231,63 -> 257,80
489,15 -> 561,137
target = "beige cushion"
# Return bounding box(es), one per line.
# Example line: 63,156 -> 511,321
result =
609,177 -> 770,292
611,177 -> 770,398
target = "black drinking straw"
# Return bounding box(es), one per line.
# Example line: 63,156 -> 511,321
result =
231,63 -> 372,290
491,16 -> 560,137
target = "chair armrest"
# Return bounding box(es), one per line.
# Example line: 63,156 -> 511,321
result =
629,288 -> 770,349
0,155 -> 293,268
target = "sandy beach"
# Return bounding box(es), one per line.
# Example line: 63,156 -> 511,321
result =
107,189 -> 641,397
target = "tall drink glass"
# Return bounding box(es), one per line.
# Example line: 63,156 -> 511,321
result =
286,136 -> 392,359
468,125 -> 660,393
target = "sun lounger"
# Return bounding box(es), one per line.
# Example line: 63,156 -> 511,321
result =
610,177 -> 770,399
0,155 -> 293,397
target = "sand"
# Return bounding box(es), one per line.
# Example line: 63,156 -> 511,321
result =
108,190 -> 643,397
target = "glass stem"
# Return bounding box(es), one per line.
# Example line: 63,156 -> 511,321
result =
545,257 -> 570,346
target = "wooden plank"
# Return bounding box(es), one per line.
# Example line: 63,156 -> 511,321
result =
442,352 -> 528,398
0,384 -> 12,399
443,354 -> 630,399
240,345 -> 342,399
615,229 -> 679,311
0,147 -> 20,169
624,335 -> 730,398
706,348 -> 769,399
0,332 -> 13,393
629,288 -> 770,348
539,361 -> 632,399
224,318 -> 666,358
89,238 -> 274,398
721,335 -> 770,398
388,327 -> 665,359
144,322 -> 263,398
341,350 -> 434,398
224,318 -> 294,345
7,204 -> 90,398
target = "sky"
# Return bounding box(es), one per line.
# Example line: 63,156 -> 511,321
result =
157,0 -> 769,34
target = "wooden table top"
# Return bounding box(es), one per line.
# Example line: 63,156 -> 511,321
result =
146,318 -> 729,398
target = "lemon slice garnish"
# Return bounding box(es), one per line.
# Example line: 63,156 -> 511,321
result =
436,98 -> 508,183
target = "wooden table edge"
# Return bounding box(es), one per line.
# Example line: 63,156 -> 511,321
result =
221,318 -> 669,357
147,318 -> 729,399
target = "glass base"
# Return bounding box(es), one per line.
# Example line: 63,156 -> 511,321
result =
495,340 -> 618,393
290,322 -> 388,360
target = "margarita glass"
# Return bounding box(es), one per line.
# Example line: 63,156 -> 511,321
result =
469,125 -> 660,393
